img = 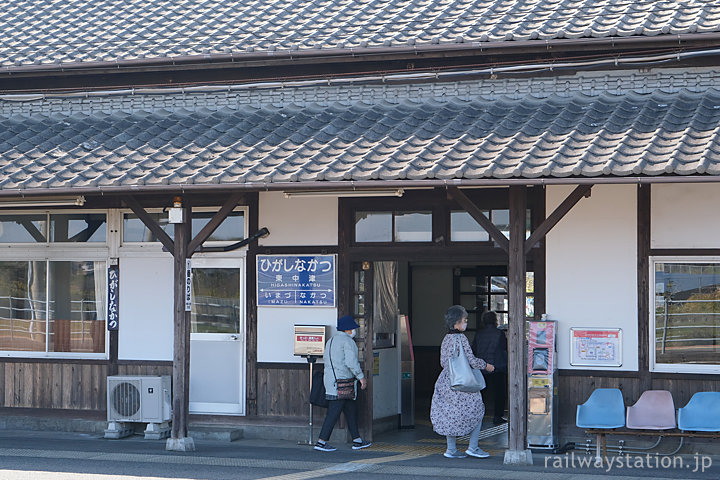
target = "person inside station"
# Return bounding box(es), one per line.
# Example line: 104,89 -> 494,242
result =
472,310 -> 508,425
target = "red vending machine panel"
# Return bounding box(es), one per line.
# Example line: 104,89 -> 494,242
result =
527,321 -> 556,375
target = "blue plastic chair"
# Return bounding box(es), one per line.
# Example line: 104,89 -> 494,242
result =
576,388 -> 626,429
678,392 -> 720,432
577,388 -> 625,463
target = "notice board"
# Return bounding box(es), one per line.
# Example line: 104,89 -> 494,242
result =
570,328 -> 622,367
257,254 -> 335,307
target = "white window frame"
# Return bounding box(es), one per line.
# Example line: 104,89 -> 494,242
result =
0,209 -> 109,248
119,206 -> 248,252
0,209 -> 109,359
649,255 -> 720,374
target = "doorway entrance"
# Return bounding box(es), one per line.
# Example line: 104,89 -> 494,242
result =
189,257 -> 245,415
359,261 -> 532,434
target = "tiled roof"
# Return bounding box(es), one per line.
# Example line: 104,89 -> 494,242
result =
2,0 -> 720,68
1,81 -> 720,191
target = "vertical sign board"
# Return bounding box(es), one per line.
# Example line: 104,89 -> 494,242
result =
185,259 -> 192,312
257,255 -> 335,307
107,265 -> 119,331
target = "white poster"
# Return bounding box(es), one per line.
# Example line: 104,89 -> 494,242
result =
570,328 -> 622,367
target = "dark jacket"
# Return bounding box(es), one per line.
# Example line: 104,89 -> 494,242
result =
471,326 -> 508,373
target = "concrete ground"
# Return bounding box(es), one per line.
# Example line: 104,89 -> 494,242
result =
0,417 -> 718,480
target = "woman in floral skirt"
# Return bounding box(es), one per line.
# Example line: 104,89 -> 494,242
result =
430,305 -> 495,458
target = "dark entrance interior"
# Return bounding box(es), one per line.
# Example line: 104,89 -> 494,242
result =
411,263 -> 516,424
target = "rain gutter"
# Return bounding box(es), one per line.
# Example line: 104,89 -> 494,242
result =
2,175 -> 720,199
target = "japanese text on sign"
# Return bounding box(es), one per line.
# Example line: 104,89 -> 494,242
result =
107,266 -> 119,331
570,328 -> 622,367
257,255 -> 335,307
185,259 -> 192,312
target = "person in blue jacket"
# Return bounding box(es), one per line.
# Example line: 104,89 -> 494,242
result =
472,310 -> 508,425
314,315 -> 372,452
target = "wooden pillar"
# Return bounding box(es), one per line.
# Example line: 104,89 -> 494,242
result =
637,184 -> 651,392
167,202 -> 195,451
246,193 -> 259,416
504,186 -> 533,465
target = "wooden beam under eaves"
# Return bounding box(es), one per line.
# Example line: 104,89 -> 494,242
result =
524,184 -> 592,255
447,186 -> 510,253
187,192 -> 243,255
124,195 -> 174,254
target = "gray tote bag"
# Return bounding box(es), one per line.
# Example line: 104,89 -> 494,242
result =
448,335 -> 486,392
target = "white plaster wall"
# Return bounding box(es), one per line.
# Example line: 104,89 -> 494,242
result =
258,191 -> 338,246
546,184 -> 638,371
411,266 -> 453,346
257,306 -> 337,363
651,183 -> 720,248
118,255 -> 174,360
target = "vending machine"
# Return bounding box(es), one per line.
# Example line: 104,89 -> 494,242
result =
527,318 -> 559,451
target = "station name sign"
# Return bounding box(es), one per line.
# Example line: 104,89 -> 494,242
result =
257,254 -> 335,307
107,265 -> 119,331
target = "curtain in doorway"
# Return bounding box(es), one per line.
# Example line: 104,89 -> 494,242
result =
373,261 -> 398,348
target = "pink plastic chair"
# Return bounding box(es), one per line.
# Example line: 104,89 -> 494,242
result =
626,390 -> 676,430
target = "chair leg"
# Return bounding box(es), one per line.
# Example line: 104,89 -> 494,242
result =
595,433 -> 603,466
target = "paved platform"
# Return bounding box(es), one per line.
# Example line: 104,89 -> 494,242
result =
0,415 -> 718,480
1,405 -> 720,479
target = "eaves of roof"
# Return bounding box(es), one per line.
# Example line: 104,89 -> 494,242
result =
4,32 -> 720,78
0,176 -> 718,200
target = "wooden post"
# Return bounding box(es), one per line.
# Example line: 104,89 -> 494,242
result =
504,186 -> 533,465
637,184 -> 651,392
167,202 -> 195,451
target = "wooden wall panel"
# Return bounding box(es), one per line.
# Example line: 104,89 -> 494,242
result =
558,373 -> 642,426
257,364 -> 310,417
0,361 -> 171,411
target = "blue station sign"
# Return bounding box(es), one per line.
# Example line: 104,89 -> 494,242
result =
257,255 -> 335,307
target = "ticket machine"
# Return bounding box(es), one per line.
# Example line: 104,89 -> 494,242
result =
527,318 -> 559,451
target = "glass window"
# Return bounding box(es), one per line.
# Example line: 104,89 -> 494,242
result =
450,209 -> 532,242
492,209 -> 510,238
0,214 -> 47,243
654,261 -> 720,368
355,212 -> 392,242
394,211 -> 431,242
192,211 -> 244,241
0,260 -> 105,354
0,261 -> 47,351
123,213 -> 174,242
191,267 -> 240,334
48,261 -> 106,353
450,211 -> 490,241
124,211 -> 245,243
50,214 -> 106,242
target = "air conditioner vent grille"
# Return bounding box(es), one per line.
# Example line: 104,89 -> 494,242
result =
111,381 -> 141,418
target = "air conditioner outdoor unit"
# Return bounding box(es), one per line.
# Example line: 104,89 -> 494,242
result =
107,375 -> 172,423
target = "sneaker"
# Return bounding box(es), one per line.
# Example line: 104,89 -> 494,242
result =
443,450 -> 467,459
466,447 -> 490,458
352,440 -> 372,450
314,442 -> 337,452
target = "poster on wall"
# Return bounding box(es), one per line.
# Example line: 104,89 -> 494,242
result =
570,328 -> 622,367
257,254 -> 335,307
